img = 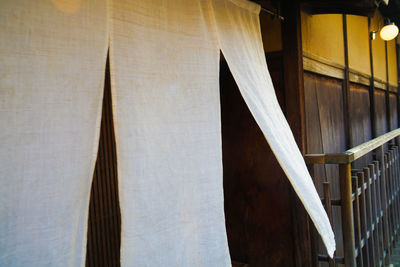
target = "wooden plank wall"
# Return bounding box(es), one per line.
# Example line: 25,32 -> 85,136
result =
304,74 -> 398,265
220,53 -> 295,266
374,90 -> 388,137
349,83 -> 372,168
304,72 -> 346,258
86,58 -> 121,267
390,93 -> 398,130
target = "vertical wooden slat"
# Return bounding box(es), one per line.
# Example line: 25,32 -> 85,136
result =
357,171 -> 370,267
368,17 -> 377,139
364,166 -> 377,266
353,176 -> 364,266
342,14 -> 351,149
309,165 -> 320,267
371,162 -> 383,265
377,145 -> 390,264
374,160 -> 385,263
385,41 -> 391,135
323,182 -> 335,267
394,147 -> 400,237
340,163 -> 356,267
387,151 -> 394,249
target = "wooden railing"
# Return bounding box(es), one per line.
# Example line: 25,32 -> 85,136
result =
305,128 -> 400,267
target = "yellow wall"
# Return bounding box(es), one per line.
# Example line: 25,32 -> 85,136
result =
301,12 -> 344,65
260,12 -> 282,52
371,12 -> 387,82
387,39 -> 398,86
347,15 -> 370,76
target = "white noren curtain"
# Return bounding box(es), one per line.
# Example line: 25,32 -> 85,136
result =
211,0 -> 335,257
0,0 -> 108,266
109,0 -> 231,266
0,0 -> 335,265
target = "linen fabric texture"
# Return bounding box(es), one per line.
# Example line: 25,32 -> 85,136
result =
0,0 -> 335,266
109,0 -> 231,266
0,0 -> 108,266
211,0 -> 335,257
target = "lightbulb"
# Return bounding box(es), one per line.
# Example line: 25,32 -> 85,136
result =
380,23 -> 399,41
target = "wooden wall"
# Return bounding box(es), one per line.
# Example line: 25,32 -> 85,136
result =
347,15 -> 370,77
374,90 -> 388,136
86,58 -> 121,267
301,13 -> 344,66
304,72 -> 346,258
390,92 -> 398,130
388,40 -> 398,86
302,11 -> 399,262
220,53 -> 295,266
349,83 -> 372,148
349,83 -> 373,168
260,11 -> 282,52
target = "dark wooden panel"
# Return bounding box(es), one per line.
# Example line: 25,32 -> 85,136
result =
349,84 -> 371,147
374,90 -> 388,137
282,6 -> 313,266
220,54 -> 295,266
305,72 -> 346,195
389,92 -> 398,130
349,83 -> 372,168
304,72 -> 346,258
86,57 -> 121,267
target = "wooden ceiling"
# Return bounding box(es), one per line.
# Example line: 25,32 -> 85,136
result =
251,0 -> 400,26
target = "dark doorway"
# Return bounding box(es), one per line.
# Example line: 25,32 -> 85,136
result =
220,52 -> 296,266
86,55 -> 121,267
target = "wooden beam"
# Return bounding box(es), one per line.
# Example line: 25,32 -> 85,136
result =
339,163 -> 356,266
397,43 -> 400,129
368,17 -> 377,139
385,41 -> 391,131
342,14 -> 351,149
305,128 -> 400,164
282,4 -> 312,267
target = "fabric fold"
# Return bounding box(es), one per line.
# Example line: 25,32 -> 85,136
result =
0,0 -> 108,266
109,0 -> 231,265
210,0 -> 336,257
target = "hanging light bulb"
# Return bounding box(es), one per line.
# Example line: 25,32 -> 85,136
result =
380,21 -> 399,41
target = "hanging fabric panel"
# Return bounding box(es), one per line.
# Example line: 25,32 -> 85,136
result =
211,0 -> 335,257
109,0 -> 231,266
0,0 -> 108,266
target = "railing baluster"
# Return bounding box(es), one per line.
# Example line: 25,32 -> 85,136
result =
340,163 -> 356,267
395,147 -> 400,239
364,166 -> 377,266
376,145 -> 390,265
323,182 -> 335,267
388,151 -> 395,250
304,130 -> 400,266
374,160 -> 385,264
357,171 -> 370,267
308,164 -> 320,267
353,175 -> 364,266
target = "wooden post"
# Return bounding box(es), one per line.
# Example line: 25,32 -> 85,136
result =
357,171 -> 370,267
352,176 -> 363,266
342,14 -> 351,149
364,166 -> 377,266
385,41 -> 391,131
282,4 -> 312,266
376,145 -> 390,264
339,163 -> 356,266
368,18 -> 377,139
323,182 -> 335,267
309,165 -> 319,267
397,43 -> 400,129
